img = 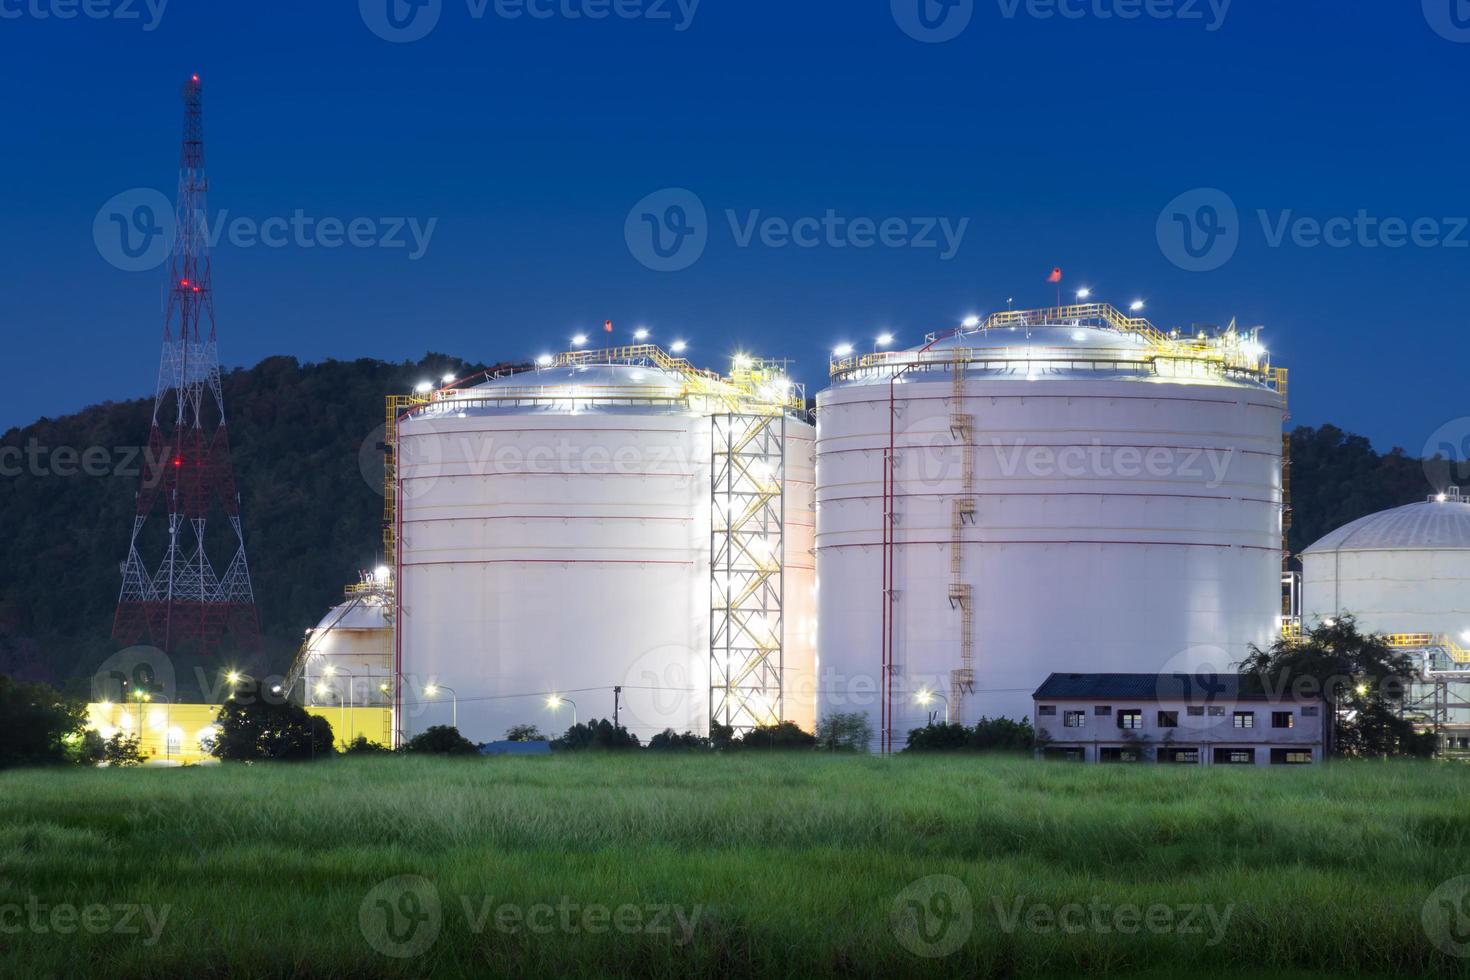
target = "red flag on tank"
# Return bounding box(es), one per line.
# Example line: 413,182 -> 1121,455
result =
1047,267 -> 1063,283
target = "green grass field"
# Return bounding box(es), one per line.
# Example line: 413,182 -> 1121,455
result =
2,755 -> 1468,978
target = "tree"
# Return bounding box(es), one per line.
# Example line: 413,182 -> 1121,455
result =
0,673 -> 88,768
903,722 -> 972,752
551,718 -> 640,751
504,724 -> 547,743
815,712 -> 873,752
1239,615 -> 1437,758
102,733 -> 144,767
708,721 -> 736,751
647,729 -> 709,751
212,687 -> 335,761
402,725 -> 480,756
731,721 -> 816,750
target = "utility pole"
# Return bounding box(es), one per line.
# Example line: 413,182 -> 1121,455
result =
613,686 -> 622,729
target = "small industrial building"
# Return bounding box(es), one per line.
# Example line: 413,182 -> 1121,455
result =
1032,673 -> 1325,765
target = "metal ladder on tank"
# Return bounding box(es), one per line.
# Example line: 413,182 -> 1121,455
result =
948,358 -> 976,713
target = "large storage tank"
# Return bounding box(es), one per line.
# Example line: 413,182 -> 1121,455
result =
392,346 -> 815,744
299,579 -> 395,746
1301,493 -> 1470,638
815,303 -> 1288,749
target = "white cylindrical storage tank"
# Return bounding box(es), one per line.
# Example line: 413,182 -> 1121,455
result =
394,353 -> 815,745
300,589 -> 395,744
1301,496 -> 1470,637
815,307 -> 1287,748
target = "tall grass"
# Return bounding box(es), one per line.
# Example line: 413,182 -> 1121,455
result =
0,755 -> 1466,978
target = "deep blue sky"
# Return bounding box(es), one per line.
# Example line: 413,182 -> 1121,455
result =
1,1 -> 1465,452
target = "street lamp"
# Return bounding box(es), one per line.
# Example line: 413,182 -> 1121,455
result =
545,694 -> 578,728
915,688 -> 949,724
875,332 -> 895,351
425,684 -> 458,729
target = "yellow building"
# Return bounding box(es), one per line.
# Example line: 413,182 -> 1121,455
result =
85,702 -> 392,765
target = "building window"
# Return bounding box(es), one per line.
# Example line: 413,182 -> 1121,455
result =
1043,747 -> 1085,762
1157,711 -> 1179,728
1270,748 -> 1313,765
1213,747 -> 1254,765
1094,705 -> 1112,716
1271,711 -> 1294,729
1302,705 -> 1319,717
1233,711 -> 1255,729
1117,710 -> 1142,730
1186,706 -> 1205,717
1063,711 -> 1086,728
1207,706 -> 1226,717
1038,705 -> 1057,716
1100,747 -> 1143,763
1160,748 -> 1200,764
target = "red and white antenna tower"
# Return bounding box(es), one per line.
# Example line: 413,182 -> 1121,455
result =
114,75 -> 259,653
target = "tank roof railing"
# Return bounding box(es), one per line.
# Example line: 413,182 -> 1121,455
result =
838,302 -> 1278,391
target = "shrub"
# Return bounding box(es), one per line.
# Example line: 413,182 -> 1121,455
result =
815,712 -> 873,752
344,735 -> 392,754
213,688 -> 335,761
732,721 -> 816,751
551,719 -> 640,751
102,733 -> 144,767
647,729 -> 709,751
402,725 -> 480,756
904,717 -> 1037,752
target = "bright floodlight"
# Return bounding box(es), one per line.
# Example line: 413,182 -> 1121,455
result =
1130,299 -> 1145,312
1438,493 -> 1450,503
833,343 -> 854,358
915,689 -> 934,706
226,671 -> 241,685
536,353 -> 554,367
1076,287 -> 1092,300
571,334 -> 588,347
545,695 -> 563,708
1461,629 -> 1470,644
442,373 -> 456,384
670,340 -> 688,353
373,565 -> 390,582
634,327 -> 650,341
424,684 -> 439,696
1355,683 -> 1369,696
961,315 -> 981,329
414,381 -> 433,394
876,332 -> 895,347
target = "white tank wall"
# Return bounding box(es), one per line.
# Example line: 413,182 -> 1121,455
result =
396,409 -> 816,744
1302,549 -> 1470,637
815,375 -> 1285,744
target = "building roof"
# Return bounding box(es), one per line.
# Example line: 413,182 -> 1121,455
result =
1303,499 -> 1470,554
1032,673 -> 1294,703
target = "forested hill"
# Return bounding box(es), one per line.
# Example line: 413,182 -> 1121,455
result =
0,353 -> 1441,695
0,353 -> 503,696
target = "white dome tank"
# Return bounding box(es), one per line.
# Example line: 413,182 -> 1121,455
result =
299,585 -> 395,744
815,304 -> 1287,750
392,348 -> 815,744
1301,494 -> 1470,638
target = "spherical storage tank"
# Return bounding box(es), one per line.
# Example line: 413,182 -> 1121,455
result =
392,348 -> 815,744
1301,493 -> 1470,638
815,304 -> 1288,748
